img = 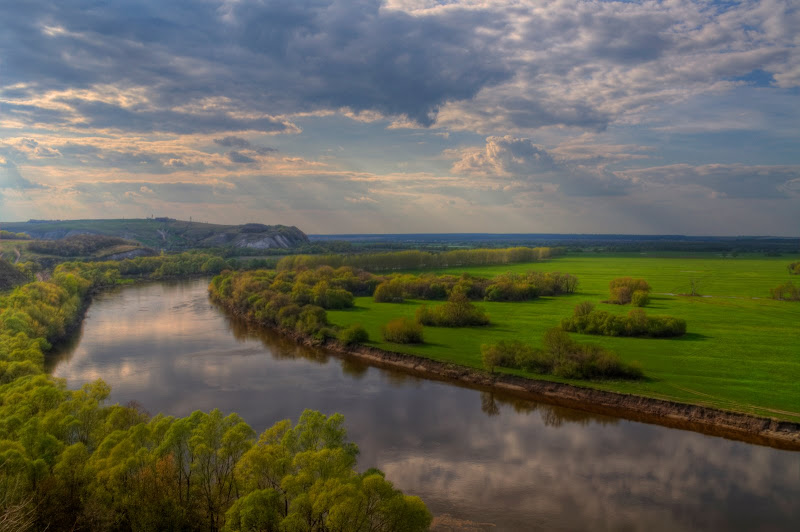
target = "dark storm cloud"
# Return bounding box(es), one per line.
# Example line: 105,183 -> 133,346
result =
0,0 -> 512,131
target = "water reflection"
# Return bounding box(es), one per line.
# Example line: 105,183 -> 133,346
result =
49,279 -> 800,531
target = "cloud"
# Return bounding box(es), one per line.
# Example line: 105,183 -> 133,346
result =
227,151 -> 256,164
0,161 -> 44,190
624,163 -> 800,199
214,136 -> 251,149
451,136 -> 635,196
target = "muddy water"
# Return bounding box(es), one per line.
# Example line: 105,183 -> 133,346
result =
50,278 -> 800,531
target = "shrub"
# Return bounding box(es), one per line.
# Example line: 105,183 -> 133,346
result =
481,328 -> 642,380
381,318 -> 424,344
631,290 -> 650,307
561,307 -> 686,338
789,262 -> 800,275
771,281 -> 800,301
373,281 -> 404,303
608,277 -> 651,305
481,340 -> 547,374
574,301 -> 595,316
415,292 -> 490,327
339,324 -> 369,345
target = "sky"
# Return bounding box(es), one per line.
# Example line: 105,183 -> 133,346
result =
0,0 -> 798,236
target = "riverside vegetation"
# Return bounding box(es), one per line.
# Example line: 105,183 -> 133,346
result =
0,255 -> 431,531
210,253 -> 800,420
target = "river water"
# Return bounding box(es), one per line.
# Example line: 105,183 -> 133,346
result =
49,278 -> 800,531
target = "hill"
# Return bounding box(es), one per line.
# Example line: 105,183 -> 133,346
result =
1,218 -> 309,251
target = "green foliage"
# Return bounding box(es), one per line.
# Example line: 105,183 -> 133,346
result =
278,246 -> 561,271
631,290 -> 650,307
416,291 -> 490,327
373,270 -> 578,303
201,256 -> 231,274
0,259 -> 29,291
607,277 -> 651,305
561,304 -> 687,338
26,234 -> 136,257
789,262 -> 800,275
339,324 -> 369,345
481,340 -> 542,374
0,230 -> 30,240
483,329 -> 642,380
381,318 -> 424,344
373,280 -> 405,302
0,264 -> 429,530
770,281 -> 800,301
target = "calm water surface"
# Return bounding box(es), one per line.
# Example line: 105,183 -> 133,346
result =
50,279 -> 800,531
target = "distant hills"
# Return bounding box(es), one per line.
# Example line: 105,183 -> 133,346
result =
1,218 -> 309,251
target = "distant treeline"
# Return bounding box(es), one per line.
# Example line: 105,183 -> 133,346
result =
27,234 -> 136,257
277,246 -> 562,271
0,230 -> 30,240
0,263 -> 431,530
57,251 -> 233,281
374,270 -> 578,303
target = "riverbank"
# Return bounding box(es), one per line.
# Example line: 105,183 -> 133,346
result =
214,295 -> 800,450
324,341 -> 800,450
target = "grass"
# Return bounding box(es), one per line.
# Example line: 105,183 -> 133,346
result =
327,254 -> 800,421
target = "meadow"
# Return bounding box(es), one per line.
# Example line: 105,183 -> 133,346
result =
327,253 -> 800,421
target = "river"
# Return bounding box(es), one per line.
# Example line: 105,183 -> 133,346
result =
49,278 -> 800,531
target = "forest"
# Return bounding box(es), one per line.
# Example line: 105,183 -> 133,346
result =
0,256 -> 431,531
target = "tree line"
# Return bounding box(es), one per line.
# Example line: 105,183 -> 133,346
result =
0,261 -> 430,531
277,246 -> 562,272
27,235 -> 137,257
0,230 -> 30,240
373,271 -> 578,303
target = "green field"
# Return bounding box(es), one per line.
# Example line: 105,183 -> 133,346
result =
328,254 -> 800,421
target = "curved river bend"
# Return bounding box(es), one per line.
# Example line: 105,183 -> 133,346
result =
49,279 -> 800,531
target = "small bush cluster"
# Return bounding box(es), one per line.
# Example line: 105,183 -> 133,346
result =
607,277 -> 651,305
561,302 -> 686,337
339,323 -> 369,345
771,281 -> 800,301
415,292 -> 490,327
381,318 -> 424,344
481,328 -> 642,380
789,262 -> 800,275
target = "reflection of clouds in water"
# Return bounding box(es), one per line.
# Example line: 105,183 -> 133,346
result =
49,279 -> 800,532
